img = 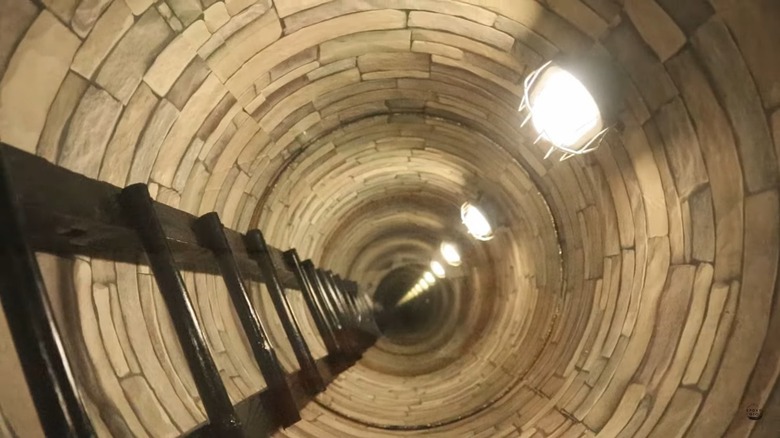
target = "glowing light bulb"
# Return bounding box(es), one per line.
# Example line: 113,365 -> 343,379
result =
461,203 -> 494,241
440,242 -> 462,266
528,66 -> 602,149
430,261 -> 446,278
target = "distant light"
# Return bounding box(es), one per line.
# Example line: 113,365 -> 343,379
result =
461,202 -> 494,241
430,261 -> 446,278
519,62 -> 608,161
423,271 -> 436,284
419,278 -> 430,290
440,242 -> 462,266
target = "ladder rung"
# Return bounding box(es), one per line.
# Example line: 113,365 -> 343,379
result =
245,230 -> 325,395
193,213 -> 300,428
283,249 -> 341,359
0,144 -> 95,437
118,184 -> 242,437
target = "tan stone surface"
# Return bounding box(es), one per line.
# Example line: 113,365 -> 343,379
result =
0,2 -> 777,436
275,0 -> 329,17
0,0 -> 39,75
692,19 -> 778,193
151,74 -> 227,187
625,0 -> 685,61
36,72 -> 89,163
125,0 -> 154,15
71,0 -> 112,37
100,83 -> 159,186
688,190 -> 779,437
129,99 -> 180,184
0,11 -> 80,153
408,11 -> 513,51
95,8 -> 174,104
59,86 -> 123,179
72,0 -> 134,79
205,1 -> 230,31
167,0 -> 202,26
144,20 -> 211,96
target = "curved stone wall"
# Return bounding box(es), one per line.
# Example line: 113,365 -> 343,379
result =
0,0 -> 778,437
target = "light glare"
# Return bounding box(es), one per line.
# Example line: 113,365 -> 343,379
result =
440,242 -> 462,266
423,271 -> 436,284
530,66 -> 602,149
430,261 -> 446,278
461,203 -> 494,241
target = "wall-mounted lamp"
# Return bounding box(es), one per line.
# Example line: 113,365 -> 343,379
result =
519,56 -> 621,161
461,202 -> 494,241
430,261 -> 446,278
440,242 -> 461,266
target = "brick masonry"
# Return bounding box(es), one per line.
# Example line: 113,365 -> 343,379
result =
0,0 -> 777,436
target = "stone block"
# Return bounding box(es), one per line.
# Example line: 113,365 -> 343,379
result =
714,0 -> 780,109
121,376 -> 180,436
59,86 -> 123,179
688,190 -> 778,436
167,57 -> 211,109
74,259 -> 148,436
603,20 -> 677,113
125,0 -> 154,15
99,83 -> 159,186
94,283 -> 131,377
96,8 -> 174,104
115,262 -> 203,427
408,11 -> 513,51
0,11 -> 80,153
167,0 -> 202,26
227,10 -> 405,94
283,0 -> 496,35
621,121 -> 669,238
198,2 -> 269,58
648,388 -> 702,438
172,138 -> 205,193
42,0 -> 78,22
270,46 -> 318,81
412,40 -> 463,60
653,97 -> 708,198
275,0 -> 328,17
492,9 -> 585,55
655,0 -> 712,34
320,29 -> 410,65
128,99 -> 179,185
225,0 -> 265,15
206,9 -> 282,82
0,0 -> 38,77
358,52 -> 430,73
144,21 -> 210,96
692,19 -> 778,193
71,0 -> 112,37
36,72 -> 89,163
688,186 -> 715,263
307,58 -> 356,81
71,0 -> 134,79
150,74 -> 227,187
625,0 -> 685,61
547,0 -> 609,39
204,1 -> 229,31
666,50 -> 744,282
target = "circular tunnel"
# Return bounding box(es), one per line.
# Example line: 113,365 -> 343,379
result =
0,0 -> 778,437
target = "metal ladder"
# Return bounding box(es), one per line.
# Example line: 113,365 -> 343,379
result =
0,143 -> 378,437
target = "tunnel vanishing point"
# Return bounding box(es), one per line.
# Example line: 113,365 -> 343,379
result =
0,0 -> 779,436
